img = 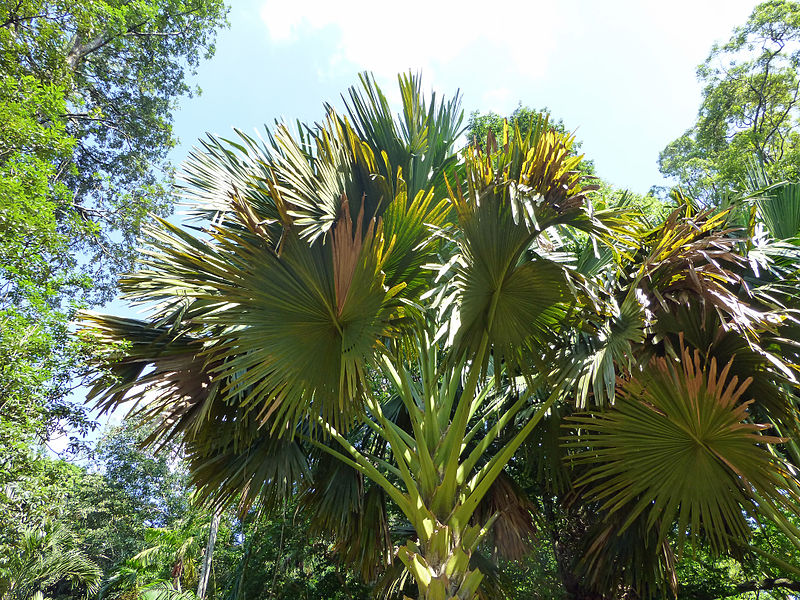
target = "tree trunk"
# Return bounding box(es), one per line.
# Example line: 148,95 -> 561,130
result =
196,512 -> 221,600
397,523 -> 484,600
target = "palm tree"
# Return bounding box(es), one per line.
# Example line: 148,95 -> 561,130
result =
0,521 -> 102,600
548,192 -> 800,596
81,74 -> 800,599
101,518 -> 205,599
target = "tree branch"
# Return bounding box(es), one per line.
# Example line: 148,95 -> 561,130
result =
735,578 -> 800,594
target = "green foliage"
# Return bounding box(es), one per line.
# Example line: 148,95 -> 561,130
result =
101,517 -> 206,598
660,0 -> 800,201
0,0 -> 229,294
0,7 -> 228,593
0,0 -> 229,451
2,418 -> 197,599
67,419 -> 191,575
466,106 -> 595,175
216,505 -> 371,600
0,522 -> 102,600
0,69 -> 89,465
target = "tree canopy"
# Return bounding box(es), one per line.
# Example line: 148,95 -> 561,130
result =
660,0 -> 800,200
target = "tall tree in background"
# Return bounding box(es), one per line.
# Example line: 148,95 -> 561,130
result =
1,0 -> 229,295
0,3 -> 228,592
660,0 -> 800,201
467,106 -> 595,175
0,0 -> 228,466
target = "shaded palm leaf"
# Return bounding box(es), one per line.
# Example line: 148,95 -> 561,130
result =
472,471 -> 538,561
185,407 -> 309,514
79,312 -> 215,448
575,509 -> 677,600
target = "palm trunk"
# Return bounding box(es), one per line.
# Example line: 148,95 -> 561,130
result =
196,512 -> 221,599
398,521 -> 486,600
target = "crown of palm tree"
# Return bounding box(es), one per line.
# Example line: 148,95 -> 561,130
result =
80,74 -> 800,600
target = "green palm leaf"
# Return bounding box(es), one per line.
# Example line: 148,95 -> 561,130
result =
435,121 -> 601,369
343,72 -> 464,203
756,182 -> 800,241
185,405 -> 310,514
566,346 -> 800,554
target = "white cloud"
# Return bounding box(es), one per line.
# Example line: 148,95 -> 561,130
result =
258,0 -> 561,82
480,87 -> 514,114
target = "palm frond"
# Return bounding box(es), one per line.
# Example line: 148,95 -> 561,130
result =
755,182 -> 800,241
565,345 -> 800,554
343,71 -> 464,202
576,509 -> 677,600
473,471 -> 538,560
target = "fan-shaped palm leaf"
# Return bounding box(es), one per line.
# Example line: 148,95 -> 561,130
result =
755,182 -> 800,241
566,346 -> 800,554
433,119 -> 605,371
82,116 -> 451,436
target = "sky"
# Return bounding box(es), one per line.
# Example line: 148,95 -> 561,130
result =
169,0 -> 763,196
53,0 -> 765,453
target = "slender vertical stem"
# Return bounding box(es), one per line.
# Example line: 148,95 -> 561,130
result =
196,510 -> 220,599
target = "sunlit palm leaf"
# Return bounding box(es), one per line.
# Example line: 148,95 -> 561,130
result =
344,72 -> 464,202
756,182 -> 800,241
437,122 -> 602,368
631,207 -> 773,338
566,346 -> 800,554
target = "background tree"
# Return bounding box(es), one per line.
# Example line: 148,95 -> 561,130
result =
0,0 -> 228,582
0,521 -> 102,600
659,0 -> 800,201
0,0 -> 228,524
1,0 -> 229,295
467,106 -> 595,175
